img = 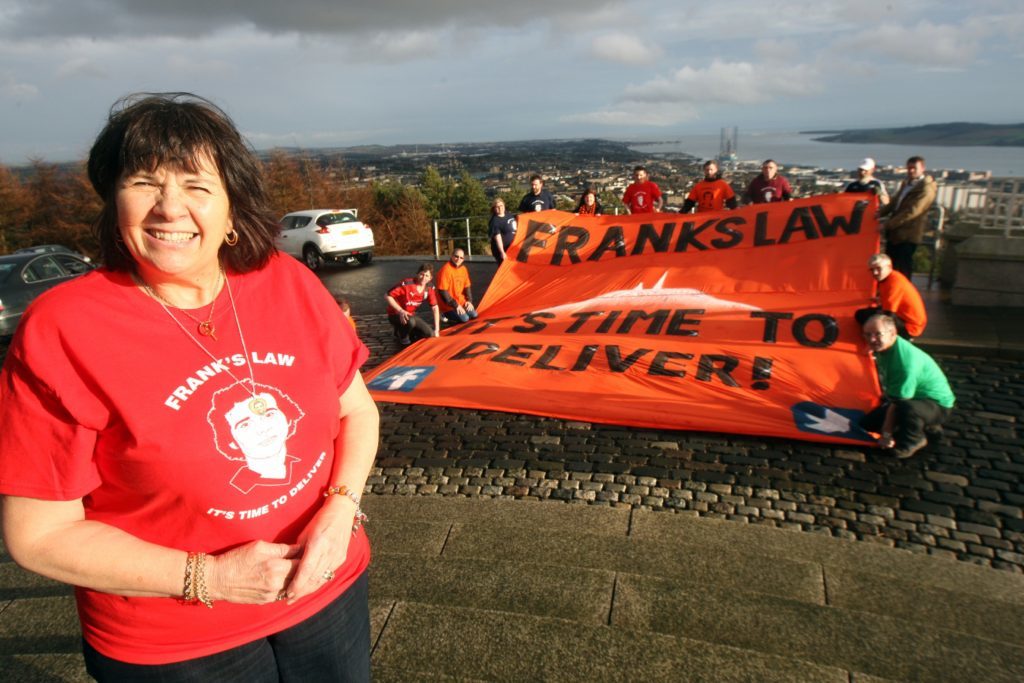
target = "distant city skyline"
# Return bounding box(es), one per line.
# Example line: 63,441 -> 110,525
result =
0,0 -> 1021,164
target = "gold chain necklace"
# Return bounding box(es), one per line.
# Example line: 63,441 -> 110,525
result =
136,270 -> 268,415
141,270 -> 223,340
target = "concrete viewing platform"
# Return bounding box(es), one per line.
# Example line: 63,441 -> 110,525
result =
0,260 -> 1022,681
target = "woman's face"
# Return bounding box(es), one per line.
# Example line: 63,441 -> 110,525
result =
225,394 -> 289,463
584,193 -> 596,206
116,151 -> 232,283
493,201 -> 505,215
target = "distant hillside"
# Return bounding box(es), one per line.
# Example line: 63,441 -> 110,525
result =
803,122 -> 1024,147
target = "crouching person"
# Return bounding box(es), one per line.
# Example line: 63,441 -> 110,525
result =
436,248 -> 478,325
386,263 -> 440,346
859,313 -> 955,459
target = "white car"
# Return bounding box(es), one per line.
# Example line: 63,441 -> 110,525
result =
277,209 -> 375,271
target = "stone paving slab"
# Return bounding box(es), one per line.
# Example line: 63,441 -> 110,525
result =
372,602 -> 852,682
824,566 -> 1024,644
612,573 -> 1024,683
440,523 -> 826,605
0,654 -> 90,683
369,520 -> 452,557
370,554 -> 615,624
364,494 -> 631,536
628,509 -> 1024,603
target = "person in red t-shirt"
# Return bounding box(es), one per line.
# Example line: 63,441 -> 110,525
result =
682,160 -> 738,213
622,166 -> 663,214
0,93 -> 378,679
744,159 -> 794,204
385,263 -> 440,345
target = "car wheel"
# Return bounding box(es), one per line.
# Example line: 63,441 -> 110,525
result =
303,246 -> 324,271
357,252 -> 373,266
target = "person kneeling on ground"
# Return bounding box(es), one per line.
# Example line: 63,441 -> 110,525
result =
385,263 -> 440,345
854,253 -> 927,339
435,249 -> 478,325
859,314 -> 955,459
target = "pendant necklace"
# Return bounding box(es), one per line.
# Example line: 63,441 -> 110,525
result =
136,270 -> 268,415
141,269 -> 223,340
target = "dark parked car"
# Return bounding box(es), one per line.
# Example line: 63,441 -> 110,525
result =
0,252 -> 96,336
13,244 -> 92,261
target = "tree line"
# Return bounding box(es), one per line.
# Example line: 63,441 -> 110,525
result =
0,151 -> 530,259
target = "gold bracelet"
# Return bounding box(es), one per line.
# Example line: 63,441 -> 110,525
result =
183,551 -> 213,608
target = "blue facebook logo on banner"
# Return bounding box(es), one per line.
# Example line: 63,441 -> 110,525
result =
791,402 -> 874,442
367,366 -> 435,392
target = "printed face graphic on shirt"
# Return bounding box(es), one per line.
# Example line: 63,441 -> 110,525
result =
225,395 -> 289,476
208,380 -> 306,494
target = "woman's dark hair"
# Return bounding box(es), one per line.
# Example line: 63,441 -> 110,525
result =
87,92 -> 279,272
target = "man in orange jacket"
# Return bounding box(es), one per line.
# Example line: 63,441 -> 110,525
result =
855,253 -> 927,339
436,248 -> 478,324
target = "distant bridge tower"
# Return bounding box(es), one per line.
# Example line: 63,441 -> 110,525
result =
717,127 -> 738,169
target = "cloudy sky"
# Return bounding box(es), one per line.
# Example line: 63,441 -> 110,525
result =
0,0 -> 1021,163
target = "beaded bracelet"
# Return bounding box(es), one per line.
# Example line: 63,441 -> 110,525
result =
324,485 -> 369,534
183,551 -> 214,608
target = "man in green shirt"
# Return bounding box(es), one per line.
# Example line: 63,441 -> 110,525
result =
859,314 -> 955,458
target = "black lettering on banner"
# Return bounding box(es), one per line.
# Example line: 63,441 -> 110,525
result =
812,202 -> 864,237
566,311 -> 603,333
587,226 -> 628,261
696,354 -> 740,386
666,309 -> 704,336
752,356 -> 773,390
571,345 -> 599,371
470,316 -> 516,334
674,220 -> 715,251
596,310 -> 623,333
750,311 -> 794,343
779,207 -> 818,244
792,314 -> 838,348
753,211 -> 774,246
633,223 -> 674,254
619,309 -> 670,335
650,351 -> 693,377
606,346 -> 652,372
533,346 -> 567,371
492,344 -> 542,366
710,216 -> 744,249
516,220 -> 551,263
513,312 -> 555,333
552,227 -> 590,265
451,342 -> 500,360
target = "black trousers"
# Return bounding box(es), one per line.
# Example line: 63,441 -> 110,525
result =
83,571 -> 371,683
860,399 -> 951,449
885,242 -> 917,280
389,313 -> 434,341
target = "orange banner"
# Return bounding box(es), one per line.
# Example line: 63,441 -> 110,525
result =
367,194 -> 883,443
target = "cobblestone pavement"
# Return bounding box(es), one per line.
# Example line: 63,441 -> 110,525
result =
355,313 -> 1024,574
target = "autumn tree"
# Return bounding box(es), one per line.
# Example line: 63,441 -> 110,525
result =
0,164 -> 30,254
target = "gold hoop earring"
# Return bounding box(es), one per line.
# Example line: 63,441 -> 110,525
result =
225,230 -> 239,246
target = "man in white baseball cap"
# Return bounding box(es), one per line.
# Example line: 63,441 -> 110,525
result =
844,157 -> 889,206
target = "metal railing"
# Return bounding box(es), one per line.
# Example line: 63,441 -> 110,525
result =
431,215 -> 489,259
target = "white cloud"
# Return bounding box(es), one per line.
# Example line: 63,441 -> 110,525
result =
588,33 -> 661,65
353,31 -> 442,64
840,20 -> 981,67
561,102 -> 698,127
54,57 -> 106,80
621,60 -> 823,106
0,71 -> 38,101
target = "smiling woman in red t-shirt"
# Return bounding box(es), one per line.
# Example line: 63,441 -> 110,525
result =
0,93 -> 378,680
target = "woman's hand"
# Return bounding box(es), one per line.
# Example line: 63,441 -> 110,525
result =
282,495 -> 356,604
207,540 -> 299,604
